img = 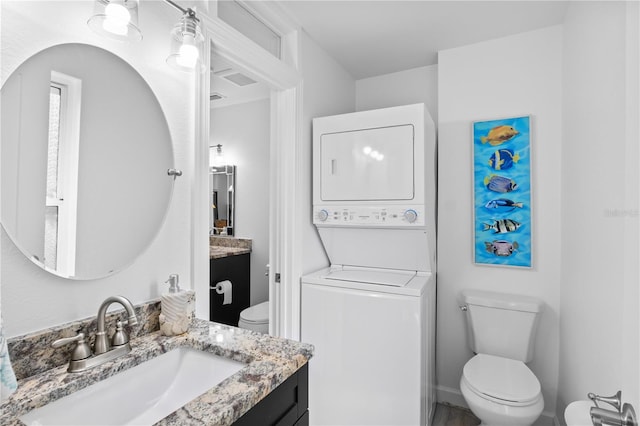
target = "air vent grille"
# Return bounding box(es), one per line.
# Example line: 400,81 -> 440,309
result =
223,73 -> 257,87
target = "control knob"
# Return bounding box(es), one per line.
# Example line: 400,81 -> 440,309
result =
403,209 -> 418,223
317,209 -> 329,222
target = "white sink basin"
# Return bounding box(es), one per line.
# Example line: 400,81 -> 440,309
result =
20,347 -> 246,426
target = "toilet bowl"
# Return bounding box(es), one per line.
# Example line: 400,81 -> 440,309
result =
460,354 -> 544,426
238,301 -> 269,334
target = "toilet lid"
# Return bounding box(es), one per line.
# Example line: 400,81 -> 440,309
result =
240,301 -> 269,324
463,354 -> 540,404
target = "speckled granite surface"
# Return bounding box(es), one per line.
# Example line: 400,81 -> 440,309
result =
209,237 -> 252,250
209,237 -> 252,259
8,300 -> 161,380
1,318 -> 313,426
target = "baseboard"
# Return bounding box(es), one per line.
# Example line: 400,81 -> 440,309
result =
435,384 -> 468,409
436,385 -> 559,426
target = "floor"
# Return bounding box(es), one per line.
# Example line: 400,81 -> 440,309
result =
433,402 -> 481,426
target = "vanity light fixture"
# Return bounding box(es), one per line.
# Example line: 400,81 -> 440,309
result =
88,0 -> 204,73
87,0 -> 142,42
165,3 -> 205,73
210,144 -> 226,167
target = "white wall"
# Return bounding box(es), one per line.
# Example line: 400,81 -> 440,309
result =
355,64 -> 438,123
437,26 -> 563,421
300,30 -> 355,275
1,1 -> 194,337
558,1 -> 639,419
210,99 -> 271,305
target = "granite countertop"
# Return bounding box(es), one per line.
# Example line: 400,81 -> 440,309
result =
209,246 -> 251,259
209,237 -> 252,260
0,319 -> 313,426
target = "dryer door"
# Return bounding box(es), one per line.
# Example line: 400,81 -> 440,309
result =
320,124 -> 415,201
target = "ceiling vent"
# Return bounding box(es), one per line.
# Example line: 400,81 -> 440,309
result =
210,92 -> 226,101
223,72 -> 257,87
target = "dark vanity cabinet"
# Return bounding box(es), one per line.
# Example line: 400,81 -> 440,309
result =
234,364 -> 309,426
209,253 -> 250,327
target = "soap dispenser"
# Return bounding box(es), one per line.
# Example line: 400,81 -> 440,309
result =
159,274 -> 195,336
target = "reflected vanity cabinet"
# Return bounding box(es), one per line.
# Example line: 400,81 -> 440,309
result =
209,253 -> 250,327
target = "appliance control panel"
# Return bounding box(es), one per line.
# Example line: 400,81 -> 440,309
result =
313,205 -> 426,227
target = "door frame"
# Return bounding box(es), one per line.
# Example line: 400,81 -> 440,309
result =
193,9 -> 302,340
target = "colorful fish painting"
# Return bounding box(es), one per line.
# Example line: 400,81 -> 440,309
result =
480,125 -> 519,146
474,116 -> 531,267
484,198 -> 524,212
482,219 -> 521,234
484,175 -> 518,193
488,149 -> 520,170
484,240 -> 519,257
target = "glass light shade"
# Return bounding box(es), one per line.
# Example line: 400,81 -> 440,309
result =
210,145 -> 226,167
167,11 -> 205,73
87,0 -> 142,42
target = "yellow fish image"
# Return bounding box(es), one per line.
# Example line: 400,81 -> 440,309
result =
480,125 -> 519,146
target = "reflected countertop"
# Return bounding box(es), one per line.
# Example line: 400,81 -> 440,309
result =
210,236 -> 252,259
1,318 -> 313,426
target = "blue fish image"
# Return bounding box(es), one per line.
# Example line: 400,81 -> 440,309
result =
484,198 -> 524,212
488,149 -> 520,170
484,175 -> 518,193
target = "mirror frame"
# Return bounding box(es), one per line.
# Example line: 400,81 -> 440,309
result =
209,165 -> 235,236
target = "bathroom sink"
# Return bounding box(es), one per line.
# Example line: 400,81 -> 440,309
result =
20,347 -> 246,426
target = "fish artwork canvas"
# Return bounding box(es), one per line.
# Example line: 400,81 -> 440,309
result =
473,116 -> 532,268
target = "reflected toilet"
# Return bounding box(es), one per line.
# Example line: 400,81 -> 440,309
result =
238,301 -> 269,334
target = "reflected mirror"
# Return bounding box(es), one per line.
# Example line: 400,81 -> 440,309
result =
209,165 -> 235,236
1,43 -> 174,280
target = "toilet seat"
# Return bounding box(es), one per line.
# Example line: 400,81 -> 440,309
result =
239,301 -> 269,325
463,354 -> 541,406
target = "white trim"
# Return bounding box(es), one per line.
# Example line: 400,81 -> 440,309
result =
193,25 -> 211,320
48,70 -> 82,277
435,385 -> 468,409
195,8 -> 302,339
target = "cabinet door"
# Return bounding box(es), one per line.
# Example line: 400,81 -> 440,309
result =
234,364 -> 309,426
209,253 -> 250,326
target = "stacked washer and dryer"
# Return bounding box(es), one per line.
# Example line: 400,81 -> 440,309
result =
301,103 -> 437,425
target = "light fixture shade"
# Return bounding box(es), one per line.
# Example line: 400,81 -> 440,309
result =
210,144 -> 226,167
167,10 -> 205,73
87,0 -> 142,42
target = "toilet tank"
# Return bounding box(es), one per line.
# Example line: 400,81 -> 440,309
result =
461,290 -> 543,363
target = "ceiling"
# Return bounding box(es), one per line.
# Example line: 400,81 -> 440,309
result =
210,0 -> 569,103
279,0 -> 569,79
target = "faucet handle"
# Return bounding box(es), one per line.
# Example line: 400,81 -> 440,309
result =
52,332 -> 93,361
111,320 -> 130,347
589,390 -> 622,412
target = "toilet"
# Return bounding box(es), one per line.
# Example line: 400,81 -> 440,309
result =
459,290 -> 544,426
238,301 -> 269,334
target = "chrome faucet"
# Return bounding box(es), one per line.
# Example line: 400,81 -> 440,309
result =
94,295 -> 138,355
52,295 -> 139,373
589,391 -> 637,426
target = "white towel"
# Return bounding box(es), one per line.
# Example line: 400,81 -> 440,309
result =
1,316 -> 17,401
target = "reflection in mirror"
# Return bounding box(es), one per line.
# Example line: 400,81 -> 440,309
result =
1,43 -> 174,280
209,165 -> 235,236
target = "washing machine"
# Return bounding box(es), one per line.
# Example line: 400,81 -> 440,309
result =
302,103 -> 437,425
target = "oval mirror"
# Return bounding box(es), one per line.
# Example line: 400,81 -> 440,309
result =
1,43 -> 174,280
